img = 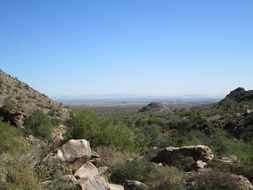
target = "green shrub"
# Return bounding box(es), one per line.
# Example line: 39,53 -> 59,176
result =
65,110 -> 135,151
0,120 -> 26,154
3,97 -> 16,110
110,159 -> 184,189
49,179 -> 81,190
24,110 -> 54,139
0,153 -> 42,190
0,120 -> 42,190
110,160 -> 153,184
187,171 -> 244,190
134,124 -> 165,149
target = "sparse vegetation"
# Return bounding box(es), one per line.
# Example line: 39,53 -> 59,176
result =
24,110 -> 54,139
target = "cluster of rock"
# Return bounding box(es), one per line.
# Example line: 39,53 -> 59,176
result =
42,139 -> 124,190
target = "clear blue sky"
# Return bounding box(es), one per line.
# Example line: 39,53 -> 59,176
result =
1,0 -> 253,97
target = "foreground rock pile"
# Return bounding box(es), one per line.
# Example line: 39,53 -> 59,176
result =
42,139 -> 123,190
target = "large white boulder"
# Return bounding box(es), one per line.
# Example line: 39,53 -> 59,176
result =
55,139 -> 92,162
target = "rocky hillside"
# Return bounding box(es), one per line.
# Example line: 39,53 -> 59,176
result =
139,102 -> 171,113
0,69 -> 69,126
221,87 -> 253,103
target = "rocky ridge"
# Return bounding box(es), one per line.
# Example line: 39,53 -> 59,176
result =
0,69 -> 70,126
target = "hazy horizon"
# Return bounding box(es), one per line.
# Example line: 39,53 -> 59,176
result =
1,0 -> 253,97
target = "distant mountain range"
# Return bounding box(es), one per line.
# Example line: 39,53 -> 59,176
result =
54,94 -> 221,106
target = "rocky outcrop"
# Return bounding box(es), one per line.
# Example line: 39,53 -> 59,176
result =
124,180 -> 149,190
139,102 -> 170,113
152,145 -> 214,170
0,107 -> 25,128
221,87 -> 253,103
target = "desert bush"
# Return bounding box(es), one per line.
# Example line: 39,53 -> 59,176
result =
24,110 -> 54,139
49,179 -> 81,190
209,159 -> 253,182
110,159 -> 184,189
0,152 -> 42,190
95,146 -> 132,167
0,154 -> 42,190
65,110 -> 135,151
0,120 -> 26,154
110,159 -> 154,184
134,124 -> 165,149
0,121 -> 42,190
3,98 -> 16,110
187,171 -> 244,190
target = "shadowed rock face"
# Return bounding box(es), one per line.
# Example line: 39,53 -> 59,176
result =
0,107 -> 25,128
224,87 -> 253,102
152,145 -> 214,170
139,102 -> 170,113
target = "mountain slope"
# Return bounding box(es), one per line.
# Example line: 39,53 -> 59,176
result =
0,69 -> 69,125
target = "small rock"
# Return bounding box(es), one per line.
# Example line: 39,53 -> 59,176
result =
124,180 -> 149,190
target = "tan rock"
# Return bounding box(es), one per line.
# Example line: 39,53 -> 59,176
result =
109,184 -> 124,190
74,162 -> 99,180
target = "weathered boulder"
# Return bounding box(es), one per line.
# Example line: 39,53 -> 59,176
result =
124,180 -> 149,190
74,162 -> 99,180
41,139 -> 92,172
152,145 -> 214,170
74,162 -> 113,190
54,139 -> 92,163
79,176 -> 110,190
